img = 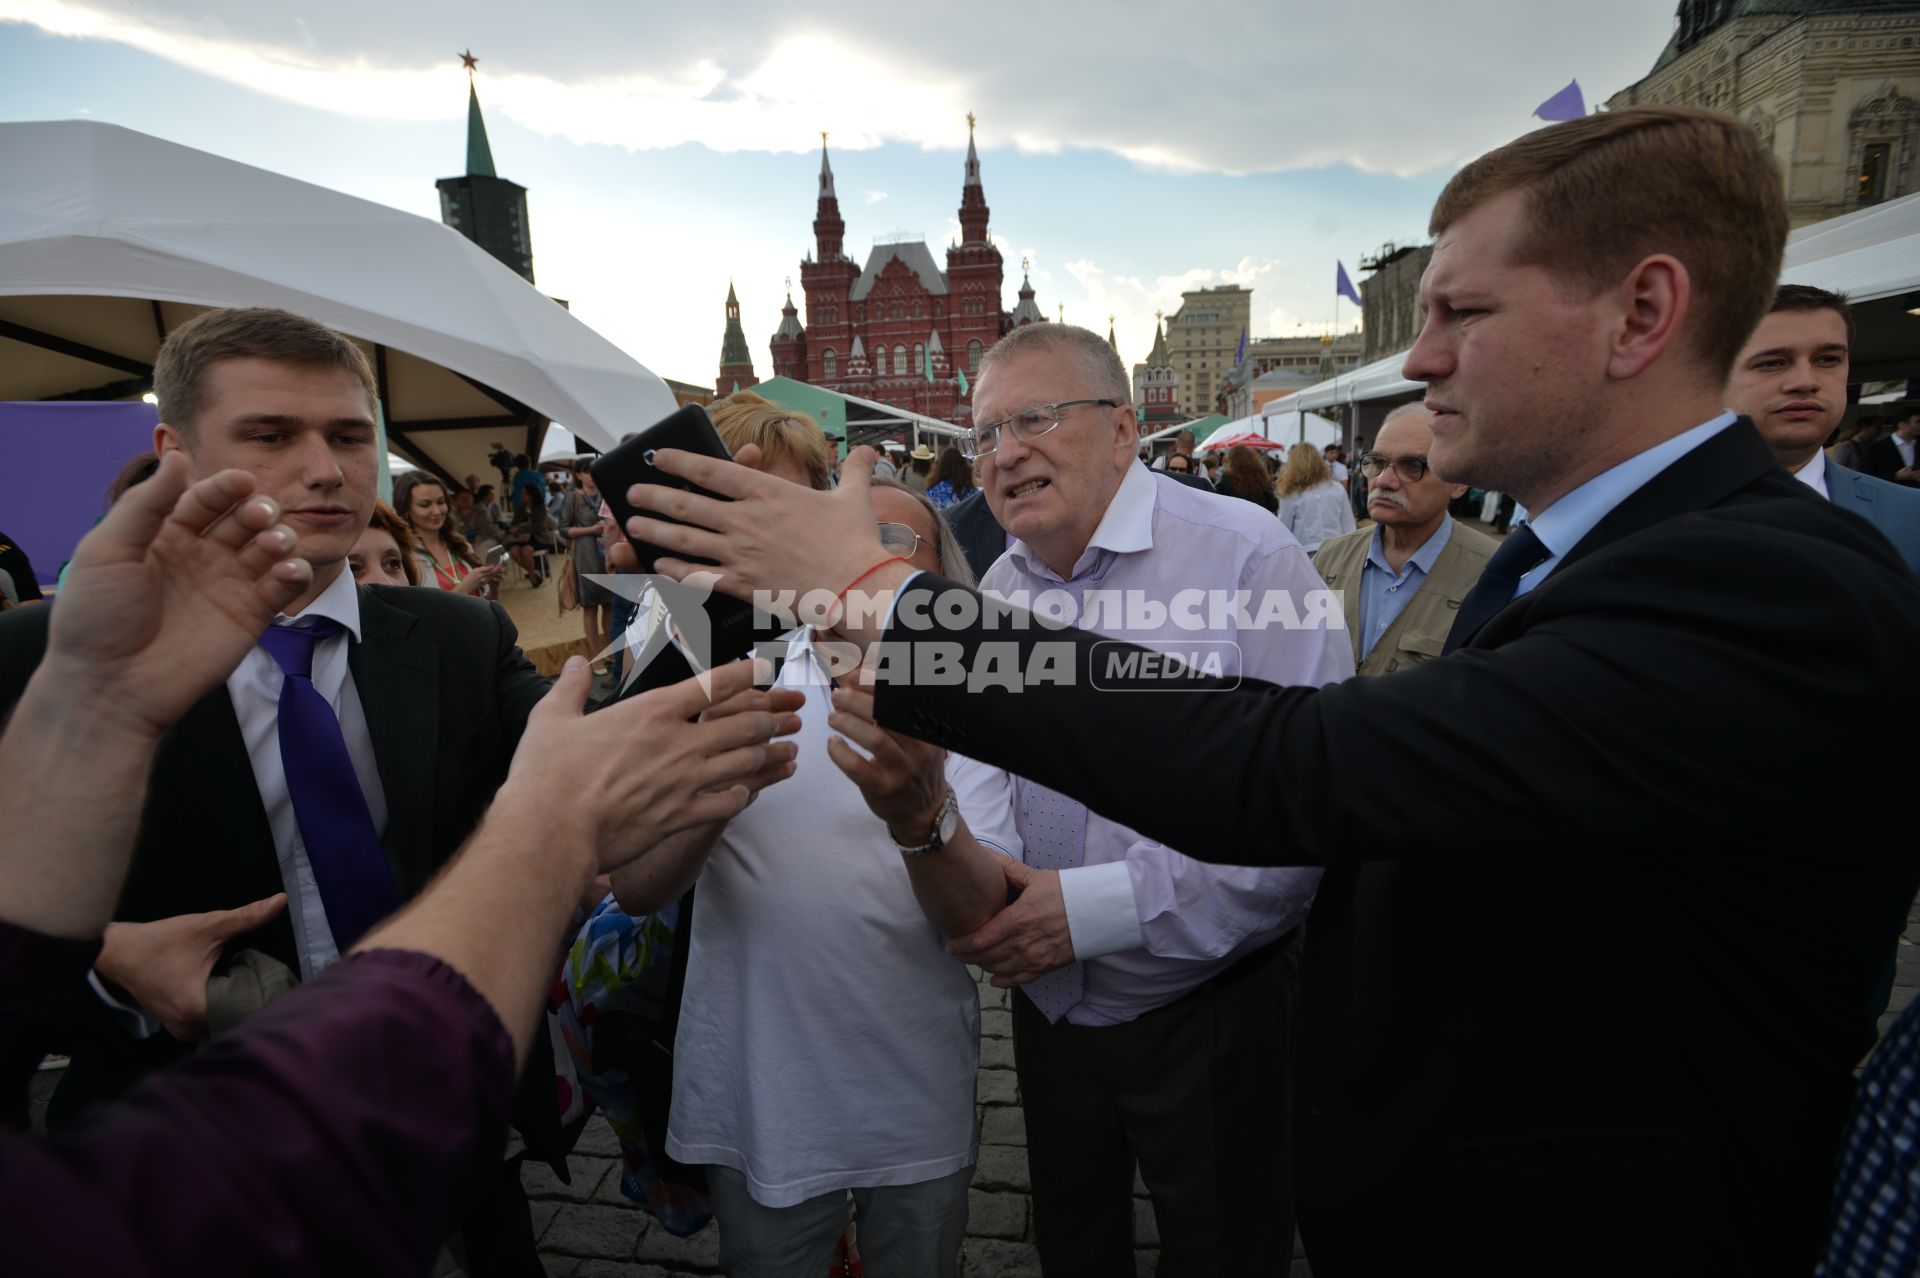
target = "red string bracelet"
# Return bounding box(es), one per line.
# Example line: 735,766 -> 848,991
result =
828,554 -> 911,633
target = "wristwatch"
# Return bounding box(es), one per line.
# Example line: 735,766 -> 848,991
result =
892,787 -> 959,858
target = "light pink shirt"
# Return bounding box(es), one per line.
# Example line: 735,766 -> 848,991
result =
983,463 -> 1354,1025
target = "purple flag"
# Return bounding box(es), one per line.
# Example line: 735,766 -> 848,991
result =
1336,261 -> 1363,308
1534,80 -> 1586,123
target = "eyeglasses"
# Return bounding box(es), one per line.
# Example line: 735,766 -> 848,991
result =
1357,452 -> 1432,483
964,399 -> 1118,459
877,521 -> 936,556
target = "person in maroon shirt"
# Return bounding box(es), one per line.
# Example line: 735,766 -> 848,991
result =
0,456 -> 801,1275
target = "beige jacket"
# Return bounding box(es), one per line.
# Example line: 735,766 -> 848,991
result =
1315,519 -> 1499,676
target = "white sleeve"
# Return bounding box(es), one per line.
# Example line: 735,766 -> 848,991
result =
86,970 -> 164,1040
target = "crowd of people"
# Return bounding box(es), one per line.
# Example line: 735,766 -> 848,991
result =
3,103 -> 1920,1278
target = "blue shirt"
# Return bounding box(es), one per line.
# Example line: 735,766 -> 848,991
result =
1517,412 -> 1737,598
1358,514 -> 1454,660
511,467 -> 547,510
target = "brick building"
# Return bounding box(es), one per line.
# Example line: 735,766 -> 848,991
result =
764,119 -> 1042,424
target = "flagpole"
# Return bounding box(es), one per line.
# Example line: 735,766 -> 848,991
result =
1331,290 -> 1341,450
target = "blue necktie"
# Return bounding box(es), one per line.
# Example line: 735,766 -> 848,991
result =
1018,782 -> 1088,1023
1443,525 -> 1551,655
256,620 -> 399,950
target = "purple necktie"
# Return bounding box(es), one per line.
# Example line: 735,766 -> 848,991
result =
256,620 -> 399,950
1018,781 -> 1087,1023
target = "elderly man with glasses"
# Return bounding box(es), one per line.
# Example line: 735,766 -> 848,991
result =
898,323 -> 1352,1274
1314,403 -> 1498,676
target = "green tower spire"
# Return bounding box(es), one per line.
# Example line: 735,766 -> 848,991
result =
465,81 -> 497,178
458,52 -> 497,178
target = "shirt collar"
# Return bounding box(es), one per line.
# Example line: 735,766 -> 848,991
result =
1365,513 -> 1454,579
275,563 -> 363,642
1793,447 -> 1828,496
1006,460 -> 1157,581
1525,411 -> 1737,565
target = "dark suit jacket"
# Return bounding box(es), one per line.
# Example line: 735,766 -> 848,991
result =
1861,434 -> 1920,486
872,421 -> 1920,1275
0,585 -> 567,1163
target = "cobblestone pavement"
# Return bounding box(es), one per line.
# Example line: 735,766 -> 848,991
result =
529,969 -> 1289,1278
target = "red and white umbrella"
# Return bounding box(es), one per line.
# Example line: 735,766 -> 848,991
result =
1207,432 -> 1285,451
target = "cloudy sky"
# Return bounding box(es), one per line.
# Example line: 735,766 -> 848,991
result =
0,0 -> 1681,388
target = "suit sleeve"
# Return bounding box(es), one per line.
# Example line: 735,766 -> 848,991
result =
872,518 -> 1910,867
486,600 -> 550,751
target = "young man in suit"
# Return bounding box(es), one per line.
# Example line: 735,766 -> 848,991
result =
1725,284 -> 1920,577
1862,404 -> 1920,488
0,308 -> 556,1273
613,107 -> 1920,1273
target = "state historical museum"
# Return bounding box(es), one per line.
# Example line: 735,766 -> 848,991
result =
764,119 -> 1046,425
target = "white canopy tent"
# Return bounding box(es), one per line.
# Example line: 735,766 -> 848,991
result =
1200,410 -> 1340,450
0,120 -> 680,486
1283,350 -> 1421,415
1249,408 -> 1341,449
1778,189 -> 1920,382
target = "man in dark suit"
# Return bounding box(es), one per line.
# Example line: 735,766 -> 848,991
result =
1862,404 -> 1920,488
1725,284 -> 1920,577
613,107 -> 1920,1274
0,307 -> 556,1273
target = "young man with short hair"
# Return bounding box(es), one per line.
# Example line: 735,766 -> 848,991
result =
1725,284 -> 1920,576
0,307 -> 560,1274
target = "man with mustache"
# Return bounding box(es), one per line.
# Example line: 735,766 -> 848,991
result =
1312,403 -> 1498,675
1724,284 -> 1920,577
925,321 -> 1351,1273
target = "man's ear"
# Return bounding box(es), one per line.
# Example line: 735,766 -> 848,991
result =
154,422 -> 189,461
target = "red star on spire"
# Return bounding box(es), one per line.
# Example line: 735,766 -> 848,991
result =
459,49 -> 479,73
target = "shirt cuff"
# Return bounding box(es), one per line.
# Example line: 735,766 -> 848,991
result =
88,969 -> 163,1039
1058,861 -> 1145,962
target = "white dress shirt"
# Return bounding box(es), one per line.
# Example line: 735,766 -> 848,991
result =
95,566 -> 388,1034
1793,446 -> 1829,498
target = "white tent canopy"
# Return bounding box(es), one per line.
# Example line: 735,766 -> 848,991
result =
1284,350 -> 1421,413
1250,408 -> 1341,449
1780,188 -> 1920,303
1200,410 -> 1340,450
0,120 -> 680,484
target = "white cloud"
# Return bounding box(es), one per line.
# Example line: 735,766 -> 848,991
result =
863,190 -> 888,204
0,0 -> 1683,176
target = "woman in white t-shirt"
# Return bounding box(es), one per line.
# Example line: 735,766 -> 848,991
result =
612,395 -> 1019,1278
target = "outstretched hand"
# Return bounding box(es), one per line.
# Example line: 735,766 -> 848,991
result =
44,453 -> 312,740
825,667 -> 948,841
505,655 -> 802,875
615,443 -> 907,633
